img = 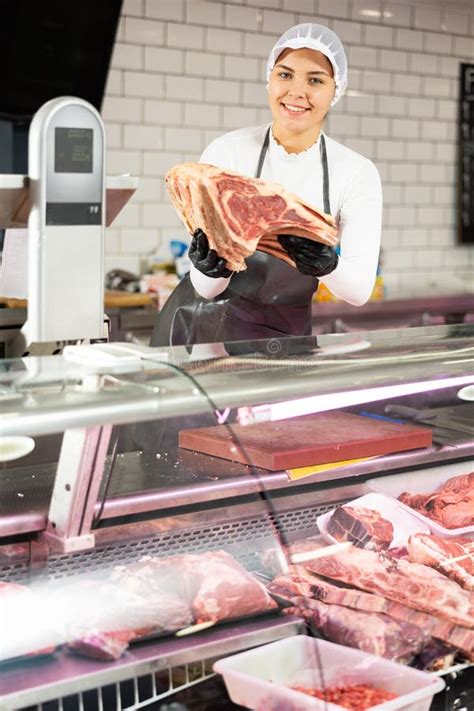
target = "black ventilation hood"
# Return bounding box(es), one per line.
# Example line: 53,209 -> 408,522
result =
0,0 -> 123,120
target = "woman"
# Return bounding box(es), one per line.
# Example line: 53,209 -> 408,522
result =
151,23 -> 382,347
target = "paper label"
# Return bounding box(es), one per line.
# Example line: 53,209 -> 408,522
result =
0,229 -> 28,298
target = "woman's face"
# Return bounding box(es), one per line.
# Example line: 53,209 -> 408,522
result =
268,48 -> 336,139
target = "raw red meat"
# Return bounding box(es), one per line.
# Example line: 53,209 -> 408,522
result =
270,567 -> 474,658
271,567 -> 392,613
165,163 -> 338,271
304,545 -> 474,629
407,533 -> 474,591
327,506 -> 393,550
399,471 -> 474,529
68,630 -> 136,661
440,472 -> 474,495
112,551 -> 276,625
288,597 -> 427,663
292,683 -> 398,708
184,550 -> 277,623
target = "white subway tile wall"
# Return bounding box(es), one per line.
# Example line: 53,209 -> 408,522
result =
106,0 -> 474,295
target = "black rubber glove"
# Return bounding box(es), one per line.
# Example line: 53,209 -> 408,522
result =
188,229 -> 232,278
278,235 -> 339,277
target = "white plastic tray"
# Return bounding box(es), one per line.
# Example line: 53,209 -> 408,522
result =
214,636 -> 445,711
366,461 -> 474,538
317,493 -> 431,549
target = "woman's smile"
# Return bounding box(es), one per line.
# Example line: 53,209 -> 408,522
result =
281,102 -> 310,116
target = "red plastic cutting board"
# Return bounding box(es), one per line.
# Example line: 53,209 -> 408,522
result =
178,412 -> 432,471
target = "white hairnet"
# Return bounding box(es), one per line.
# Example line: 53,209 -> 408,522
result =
266,23 -> 348,107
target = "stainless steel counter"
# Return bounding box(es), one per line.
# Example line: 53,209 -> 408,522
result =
0,616 -> 302,710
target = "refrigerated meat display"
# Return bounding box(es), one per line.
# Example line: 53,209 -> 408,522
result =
0,324 -> 472,710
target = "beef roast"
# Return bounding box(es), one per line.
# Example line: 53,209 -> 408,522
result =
112,550 -> 276,625
183,550 -> 277,623
165,163 -> 338,271
407,533 -> 474,591
399,471 -> 474,529
304,545 -> 474,629
326,506 -> 393,550
289,597 -> 427,664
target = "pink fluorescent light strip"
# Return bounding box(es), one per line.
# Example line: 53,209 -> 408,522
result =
238,375 -> 474,425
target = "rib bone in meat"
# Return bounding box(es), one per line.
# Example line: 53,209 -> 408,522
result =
270,566 -> 474,658
408,533 -> 474,591
304,545 -> 474,630
165,163 -> 338,271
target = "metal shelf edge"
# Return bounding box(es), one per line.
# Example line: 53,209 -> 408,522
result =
0,616 -> 302,710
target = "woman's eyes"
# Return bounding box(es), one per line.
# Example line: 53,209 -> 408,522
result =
277,72 -> 323,85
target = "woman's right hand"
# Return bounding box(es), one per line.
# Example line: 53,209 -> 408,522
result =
189,229 -> 232,278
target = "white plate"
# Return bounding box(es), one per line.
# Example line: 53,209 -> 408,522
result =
0,436 -> 35,462
366,461 -> 474,538
317,493 -> 431,549
457,384 -> 474,401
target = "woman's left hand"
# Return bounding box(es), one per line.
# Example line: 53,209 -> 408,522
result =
278,235 -> 339,277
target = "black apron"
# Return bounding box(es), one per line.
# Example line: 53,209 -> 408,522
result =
151,129 -> 331,347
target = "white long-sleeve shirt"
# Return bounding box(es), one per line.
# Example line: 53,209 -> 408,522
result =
190,124 -> 382,306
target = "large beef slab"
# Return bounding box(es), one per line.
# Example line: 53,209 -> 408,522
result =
165,162 -> 338,271
270,566 -> 474,658
288,596 -> 427,664
305,545 -> 474,630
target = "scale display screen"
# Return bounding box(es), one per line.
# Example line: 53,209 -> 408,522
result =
55,127 -> 93,173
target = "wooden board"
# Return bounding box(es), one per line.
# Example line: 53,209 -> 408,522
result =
178,412 -> 433,471
0,291 -> 157,309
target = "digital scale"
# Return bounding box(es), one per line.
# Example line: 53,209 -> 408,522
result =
27,96 -> 105,343
0,96 -> 138,356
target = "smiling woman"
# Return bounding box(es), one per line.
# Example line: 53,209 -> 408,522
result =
268,48 -> 336,155
151,23 -> 383,348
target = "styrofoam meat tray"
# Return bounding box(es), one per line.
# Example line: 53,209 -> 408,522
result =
214,636 -> 445,711
317,493 -> 431,549
366,460 -> 474,538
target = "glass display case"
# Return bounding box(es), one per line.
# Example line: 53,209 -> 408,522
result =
0,324 -> 473,711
